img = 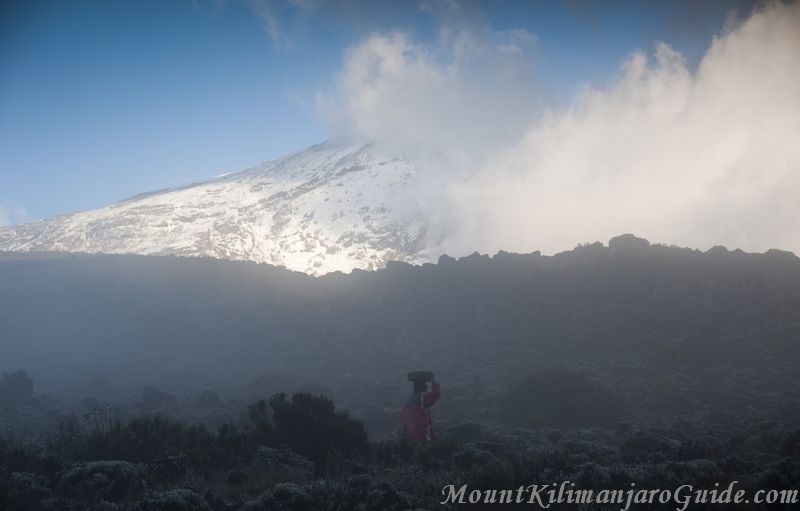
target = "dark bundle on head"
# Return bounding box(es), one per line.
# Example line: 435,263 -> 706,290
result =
408,371 -> 434,393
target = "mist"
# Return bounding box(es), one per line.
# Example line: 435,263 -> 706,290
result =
0,205 -> 30,227
321,1 -> 800,256
4,3 -> 800,509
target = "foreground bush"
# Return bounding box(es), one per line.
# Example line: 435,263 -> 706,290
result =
55,415 -> 219,465
58,460 -> 144,503
132,489 -> 212,511
250,393 -> 368,469
5,388 -> 800,511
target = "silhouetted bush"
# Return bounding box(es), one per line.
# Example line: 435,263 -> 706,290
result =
609,233 -> 650,252
65,415 -> 217,464
247,399 -> 275,444
266,393 -> 368,469
0,437 -> 38,474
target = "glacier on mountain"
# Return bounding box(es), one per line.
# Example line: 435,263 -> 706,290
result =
0,141 -> 442,275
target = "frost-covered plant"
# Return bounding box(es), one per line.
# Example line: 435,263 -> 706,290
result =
132,489 -> 212,511
58,460 -> 144,503
242,482 -> 313,511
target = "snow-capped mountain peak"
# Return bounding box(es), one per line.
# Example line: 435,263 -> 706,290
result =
0,141 -> 439,275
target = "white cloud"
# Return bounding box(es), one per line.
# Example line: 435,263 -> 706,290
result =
0,204 -> 31,227
320,1 -> 800,256
245,0 -> 319,48
316,20 -> 542,166
449,1 -> 800,256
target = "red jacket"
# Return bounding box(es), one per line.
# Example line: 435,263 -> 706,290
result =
399,382 -> 441,442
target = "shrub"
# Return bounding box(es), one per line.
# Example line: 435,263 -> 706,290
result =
372,439 -> 416,467
265,393 -> 368,469
557,438 -> 617,466
242,482 -> 313,511
414,438 -> 462,470
654,459 -> 723,487
68,416 -> 216,464
226,469 -> 248,486
573,462 -> 613,488
331,475 -> 411,511
58,460 -> 143,503
147,454 -> 191,483
675,435 -> 725,460
255,445 -> 314,481
758,458 -> 800,490
440,422 -> 485,444
453,444 -> 511,488
5,471 -> 52,510
0,437 -> 38,473
0,468 -> 7,511
620,432 -> 679,463
132,489 -> 212,511
247,399 -> 275,444
782,429 -> 800,457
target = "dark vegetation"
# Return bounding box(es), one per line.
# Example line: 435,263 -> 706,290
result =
2,235 -> 800,508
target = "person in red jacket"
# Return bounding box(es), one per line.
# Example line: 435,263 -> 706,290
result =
399,377 -> 441,443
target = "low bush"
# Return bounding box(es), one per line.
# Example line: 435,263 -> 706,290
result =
58,460 -> 144,504
132,489 -> 213,511
71,416 -> 217,464
265,393 -> 368,469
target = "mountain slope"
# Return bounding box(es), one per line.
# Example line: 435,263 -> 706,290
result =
0,141 -> 439,275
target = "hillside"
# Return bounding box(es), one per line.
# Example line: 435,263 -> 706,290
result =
2,235 -> 799,428
0,141 -> 436,275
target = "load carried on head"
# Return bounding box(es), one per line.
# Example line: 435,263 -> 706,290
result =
407,371 -> 434,383
400,370 -> 441,443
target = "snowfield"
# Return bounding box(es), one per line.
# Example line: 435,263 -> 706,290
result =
0,141 -> 440,275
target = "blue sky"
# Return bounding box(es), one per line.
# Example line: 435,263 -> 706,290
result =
0,0 -> 757,222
